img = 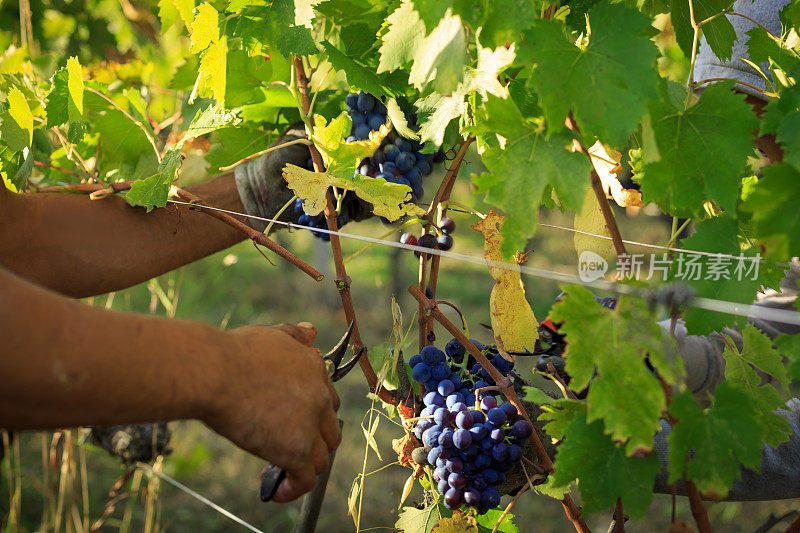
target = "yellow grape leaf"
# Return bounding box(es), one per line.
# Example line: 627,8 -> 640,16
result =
574,186 -> 614,260
7,86 -> 32,146
431,513 -> 478,533
283,164 -> 424,221
588,141 -> 643,208
310,111 -> 391,181
472,211 -> 538,353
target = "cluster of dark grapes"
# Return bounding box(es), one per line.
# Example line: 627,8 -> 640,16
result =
345,91 -> 436,201
297,91 -> 439,240
408,340 -> 533,514
400,216 -> 456,256
293,157 -> 349,242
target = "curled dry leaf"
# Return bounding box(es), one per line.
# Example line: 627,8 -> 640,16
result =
588,140 -> 644,208
472,211 -> 538,354
392,433 -> 425,477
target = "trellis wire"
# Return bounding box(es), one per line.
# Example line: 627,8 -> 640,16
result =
167,200 -> 800,327
137,463 -> 265,533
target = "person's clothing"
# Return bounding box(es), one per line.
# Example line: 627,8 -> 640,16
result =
694,0 -> 791,100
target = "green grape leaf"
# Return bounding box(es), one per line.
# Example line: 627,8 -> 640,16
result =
190,2 -> 220,53
184,104 -> 241,139
641,81 -> 757,215
522,2 -> 659,146
668,382 -> 765,497
396,503 -> 451,533
672,0 -> 737,61
746,27 -> 799,76
1,86 -> 33,151
550,285 -> 679,454
761,84 -> 800,172
413,0 -> 488,31
523,386 -> 587,440
407,10 -> 467,95
378,0 -> 426,73
740,163 -> 800,267
775,333 -> 800,381
549,413 -> 661,518
722,325 -> 791,446
198,36 -> 228,104
0,143 -> 33,192
323,40 -> 404,98
204,126 -> 270,171
126,143 -> 184,211
475,509 -> 518,532
158,0 -> 195,32
480,0 -> 537,48
670,216 -> 762,335
65,57 -> 84,143
471,95 -> 590,257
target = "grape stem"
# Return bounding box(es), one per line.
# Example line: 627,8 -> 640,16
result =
293,55 -> 401,406
406,285 -> 590,533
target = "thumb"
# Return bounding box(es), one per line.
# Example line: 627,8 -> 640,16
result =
275,322 -> 317,346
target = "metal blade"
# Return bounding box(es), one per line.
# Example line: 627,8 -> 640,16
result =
323,322 -> 354,370
330,346 -> 365,382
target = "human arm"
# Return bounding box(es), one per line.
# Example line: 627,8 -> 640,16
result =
0,265 -> 341,502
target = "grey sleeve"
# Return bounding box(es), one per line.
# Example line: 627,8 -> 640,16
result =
694,0 -> 790,100
653,399 -> 800,500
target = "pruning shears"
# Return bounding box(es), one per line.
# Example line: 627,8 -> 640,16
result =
259,322 -> 362,503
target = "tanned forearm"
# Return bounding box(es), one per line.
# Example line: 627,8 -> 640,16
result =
0,174 -> 247,298
0,265 -> 226,429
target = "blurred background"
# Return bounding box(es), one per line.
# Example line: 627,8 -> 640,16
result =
1,1 -> 797,532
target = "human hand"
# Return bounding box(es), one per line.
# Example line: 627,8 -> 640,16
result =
202,322 -> 342,502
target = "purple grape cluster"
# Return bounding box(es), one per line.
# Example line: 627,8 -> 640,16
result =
345,91 -> 436,201
409,342 -> 533,514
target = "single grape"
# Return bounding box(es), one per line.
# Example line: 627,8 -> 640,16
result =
367,113 -> 384,130
357,91 -> 376,113
448,472 -> 466,490
354,123 -> 371,140
445,338 -> 466,361
433,465 -> 447,482
396,137 -> 412,152
444,487 -> 463,509
469,424 -> 488,441
486,408 -> 507,427
449,374 -> 462,389
508,444 -> 523,462
436,233 -> 453,251
416,418 -> 434,433
383,144 -> 399,161
411,362 -> 432,383
396,151 -> 416,172
423,391 -> 445,407
453,429 -> 472,449
412,447 -> 429,465
416,157 -> 433,176
421,345 -> 446,365
424,379 -> 439,393
449,402 -> 467,414
464,488 -> 481,506
474,453 -> 492,469
480,396 -> 498,411
491,442 -> 509,461
351,113 -> 366,127
470,410 -> 486,424
418,233 -> 437,249
434,407 -> 452,427
400,233 -> 417,247
438,479 -> 450,495
440,217 -> 456,234
499,402 -> 518,420
455,411 -> 474,429
432,362 -> 450,381
408,353 -> 422,367
482,469 -> 499,485
420,405 -> 435,417
437,379 -> 455,397
345,93 -> 358,109
446,457 -> 463,472
489,427 -> 505,444
422,427 -> 440,447
483,487 -> 501,509
438,428 -> 454,448
510,420 -> 533,439
445,394 -> 462,409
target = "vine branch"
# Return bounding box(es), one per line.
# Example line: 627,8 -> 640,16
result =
292,54 -> 400,406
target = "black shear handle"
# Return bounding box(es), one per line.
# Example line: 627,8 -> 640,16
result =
260,465 -> 286,502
